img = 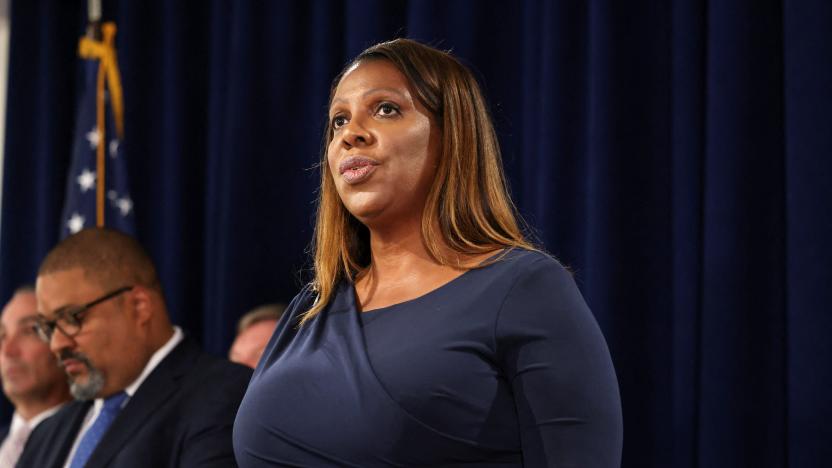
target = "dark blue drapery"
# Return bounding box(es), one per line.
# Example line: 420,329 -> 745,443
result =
1,1 -> 829,466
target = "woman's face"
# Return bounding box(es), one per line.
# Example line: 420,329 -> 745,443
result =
327,59 -> 440,227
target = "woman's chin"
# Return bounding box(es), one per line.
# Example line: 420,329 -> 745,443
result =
342,193 -> 386,220
345,203 -> 385,226
342,193 -> 426,232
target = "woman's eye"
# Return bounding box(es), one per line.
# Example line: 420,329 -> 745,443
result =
331,115 -> 347,129
376,103 -> 399,117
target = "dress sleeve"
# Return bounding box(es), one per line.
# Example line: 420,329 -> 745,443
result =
495,257 -> 623,467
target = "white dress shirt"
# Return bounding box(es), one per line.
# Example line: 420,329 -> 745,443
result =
0,403 -> 65,467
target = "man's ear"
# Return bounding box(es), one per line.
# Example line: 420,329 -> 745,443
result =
129,286 -> 153,326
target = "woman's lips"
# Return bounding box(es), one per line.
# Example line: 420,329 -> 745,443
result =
341,165 -> 378,184
339,156 -> 379,185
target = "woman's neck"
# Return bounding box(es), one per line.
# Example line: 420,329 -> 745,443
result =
358,223 -> 433,285
354,219 -> 497,311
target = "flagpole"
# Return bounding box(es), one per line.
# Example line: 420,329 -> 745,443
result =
87,0 -> 101,40
87,0 -> 101,22
86,0 -> 105,226
94,44 -> 106,227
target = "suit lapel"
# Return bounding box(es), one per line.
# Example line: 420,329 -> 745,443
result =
82,339 -> 200,468
38,401 -> 92,468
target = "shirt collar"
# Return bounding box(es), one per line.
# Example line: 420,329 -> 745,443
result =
124,326 -> 184,397
90,325 -> 184,413
11,402 -> 67,431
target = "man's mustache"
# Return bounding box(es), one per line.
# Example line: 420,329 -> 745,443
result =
56,350 -> 93,369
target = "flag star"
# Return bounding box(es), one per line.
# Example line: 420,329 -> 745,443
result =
67,213 -> 85,234
116,197 -> 133,216
109,139 -> 119,158
77,169 -> 96,192
85,128 -> 100,149
107,190 -> 118,200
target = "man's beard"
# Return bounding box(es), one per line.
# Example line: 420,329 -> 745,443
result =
57,351 -> 105,401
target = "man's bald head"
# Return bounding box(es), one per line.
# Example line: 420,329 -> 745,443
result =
38,228 -> 161,294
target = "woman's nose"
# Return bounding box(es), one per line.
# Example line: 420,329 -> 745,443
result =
340,119 -> 373,148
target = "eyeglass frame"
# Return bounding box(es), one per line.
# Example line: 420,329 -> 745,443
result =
35,285 -> 134,342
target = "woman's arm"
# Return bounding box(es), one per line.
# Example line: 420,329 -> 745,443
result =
495,257 -> 623,467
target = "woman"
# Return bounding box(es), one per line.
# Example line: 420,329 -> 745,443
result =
233,38 -> 623,467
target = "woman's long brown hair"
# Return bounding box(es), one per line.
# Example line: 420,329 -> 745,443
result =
303,38 -> 536,323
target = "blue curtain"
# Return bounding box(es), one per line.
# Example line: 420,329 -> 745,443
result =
1,1 -> 829,466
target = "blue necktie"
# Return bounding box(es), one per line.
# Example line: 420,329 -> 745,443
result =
69,391 -> 128,468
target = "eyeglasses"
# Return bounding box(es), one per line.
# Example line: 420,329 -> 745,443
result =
35,286 -> 133,342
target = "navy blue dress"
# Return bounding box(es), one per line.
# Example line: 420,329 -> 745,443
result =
233,249 -> 622,467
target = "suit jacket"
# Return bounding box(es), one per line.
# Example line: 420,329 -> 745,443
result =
16,337 -> 251,468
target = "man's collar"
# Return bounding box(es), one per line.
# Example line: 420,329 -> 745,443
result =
90,325 -> 184,410
11,401 -> 68,430
124,326 -> 184,397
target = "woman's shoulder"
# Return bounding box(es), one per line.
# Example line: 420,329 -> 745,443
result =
279,283 -> 318,321
492,247 -> 570,278
492,249 -> 595,338
485,248 -> 579,299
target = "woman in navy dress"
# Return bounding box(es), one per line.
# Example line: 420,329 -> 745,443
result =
233,39 -> 623,467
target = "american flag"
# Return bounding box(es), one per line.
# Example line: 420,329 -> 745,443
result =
61,23 -> 134,238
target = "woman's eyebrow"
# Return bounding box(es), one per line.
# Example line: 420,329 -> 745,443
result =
331,87 -> 407,107
361,87 -> 406,99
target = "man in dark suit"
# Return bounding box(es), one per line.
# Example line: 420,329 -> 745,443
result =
17,228 -> 252,467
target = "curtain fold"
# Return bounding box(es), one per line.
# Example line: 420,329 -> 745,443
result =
783,1 -> 832,466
